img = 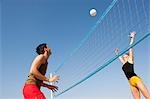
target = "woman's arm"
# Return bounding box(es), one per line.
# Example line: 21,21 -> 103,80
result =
115,48 -> 125,64
128,32 -> 135,63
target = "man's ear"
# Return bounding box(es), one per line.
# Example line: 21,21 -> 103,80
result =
44,47 -> 47,52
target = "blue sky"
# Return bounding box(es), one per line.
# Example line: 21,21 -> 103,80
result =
1,0 -> 150,99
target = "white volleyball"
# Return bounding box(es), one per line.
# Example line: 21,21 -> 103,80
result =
90,8 -> 97,16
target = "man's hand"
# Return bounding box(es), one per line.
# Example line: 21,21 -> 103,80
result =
40,83 -> 58,92
49,75 -> 60,82
46,84 -> 58,92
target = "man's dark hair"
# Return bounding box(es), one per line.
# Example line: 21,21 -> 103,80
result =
36,43 -> 47,55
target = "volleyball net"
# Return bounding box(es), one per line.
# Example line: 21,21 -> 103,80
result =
54,0 -> 149,97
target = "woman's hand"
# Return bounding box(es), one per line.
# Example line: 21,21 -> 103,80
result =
130,31 -> 136,38
115,48 -> 119,55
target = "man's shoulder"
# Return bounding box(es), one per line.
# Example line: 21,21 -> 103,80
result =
36,54 -> 45,61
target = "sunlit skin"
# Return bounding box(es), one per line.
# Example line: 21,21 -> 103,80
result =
23,44 -> 60,99
115,32 -> 150,99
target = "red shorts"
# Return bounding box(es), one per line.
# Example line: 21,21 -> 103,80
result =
23,84 -> 46,99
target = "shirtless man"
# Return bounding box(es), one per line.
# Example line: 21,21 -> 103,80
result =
23,43 -> 59,99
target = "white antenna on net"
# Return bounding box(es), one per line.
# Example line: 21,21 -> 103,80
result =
50,73 -> 54,99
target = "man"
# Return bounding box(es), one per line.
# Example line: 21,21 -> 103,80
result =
23,43 -> 59,99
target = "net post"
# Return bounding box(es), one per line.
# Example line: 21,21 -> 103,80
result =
50,73 -> 54,99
